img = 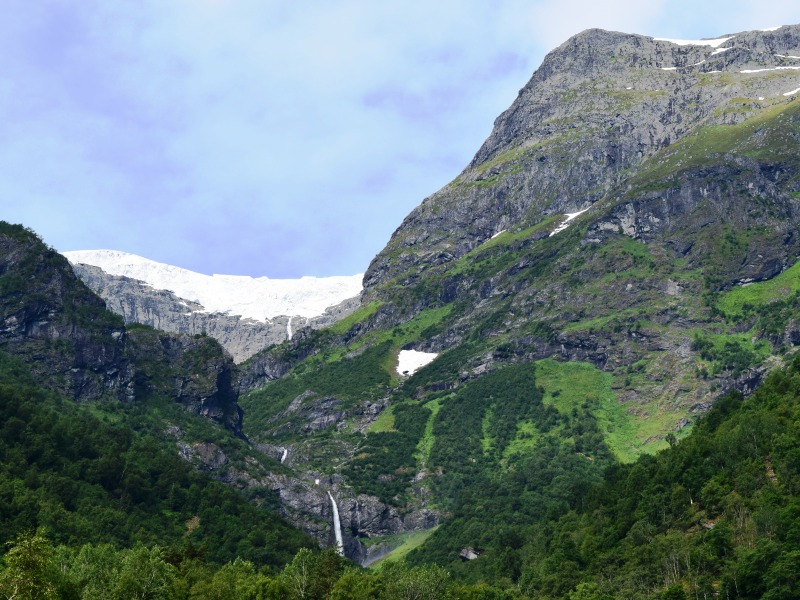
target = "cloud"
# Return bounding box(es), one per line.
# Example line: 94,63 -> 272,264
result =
0,1 -> 795,276
516,0 -> 667,49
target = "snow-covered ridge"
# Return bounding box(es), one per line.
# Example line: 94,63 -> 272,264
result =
62,250 -> 363,323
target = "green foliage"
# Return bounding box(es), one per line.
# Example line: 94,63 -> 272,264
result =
716,257 -> 800,343
5,295 -> 800,597
629,100 -> 800,190
343,402 -> 431,504
327,301 -> 383,336
0,530 -> 60,599
402,342 -> 483,394
112,545 -> 177,599
691,332 -> 768,376
534,359 -> 638,462
0,350 -> 312,567
241,341 -> 394,438
369,528 -> 439,568
0,222 -> 43,242
512,353 -> 800,598
380,561 -> 451,600
403,364 -> 613,584
275,548 -> 350,600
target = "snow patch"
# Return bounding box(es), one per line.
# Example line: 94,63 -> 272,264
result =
760,26 -> 783,32
654,35 -> 734,48
661,66 -> 678,71
397,349 -> 438,376
775,54 -> 800,59
711,47 -> 730,56
740,66 -> 800,73
62,250 -> 362,323
784,87 -> 800,96
490,229 -> 507,239
626,86 -> 633,90
549,207 -> 590,237
280,448 -> 288,464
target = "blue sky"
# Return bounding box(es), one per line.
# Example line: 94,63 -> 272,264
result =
2,1 -> 797,277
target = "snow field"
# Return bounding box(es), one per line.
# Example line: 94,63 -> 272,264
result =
62,250 -> 363,322
396,349 -> 439,376
653,36 -> 734,48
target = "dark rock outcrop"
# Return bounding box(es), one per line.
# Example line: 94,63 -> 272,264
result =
0,223 -> 244,433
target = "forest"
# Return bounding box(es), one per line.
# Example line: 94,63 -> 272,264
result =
3,347 -> 800,598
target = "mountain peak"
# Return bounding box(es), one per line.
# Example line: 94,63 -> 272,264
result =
363,23 -> 800,292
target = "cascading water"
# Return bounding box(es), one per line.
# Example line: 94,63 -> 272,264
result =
280,448 -> 288,463
327,491 -> 344,556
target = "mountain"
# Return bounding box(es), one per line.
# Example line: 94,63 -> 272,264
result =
0,222 -> 315,571
3,22 -> 800,598
365,26 -> 800,291
228,23 -> 800,571
63,250 -> 362,362
0,228 -> 242,430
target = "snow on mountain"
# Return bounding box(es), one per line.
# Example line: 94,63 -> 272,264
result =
396,349 -> 439,376
62,250 -> 363,323
549,207 -> 590,237
652,35 -> 734,47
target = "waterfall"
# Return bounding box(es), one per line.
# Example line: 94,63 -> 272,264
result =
280,448 -> 288,463
286,316 -> 293,340
327,491 -> 344,556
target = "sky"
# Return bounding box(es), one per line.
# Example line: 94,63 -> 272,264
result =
2,1 -> 797,278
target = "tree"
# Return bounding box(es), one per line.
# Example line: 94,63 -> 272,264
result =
330,568 -> 383,600
0,531 -> 59,600
280,548 -> 316,600
69,543 -> 122,599
381,561 -> 451,600
187,557 -> 263,600
111,545 -> 175,600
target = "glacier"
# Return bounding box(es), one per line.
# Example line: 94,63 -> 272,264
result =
62,250 -> 363,323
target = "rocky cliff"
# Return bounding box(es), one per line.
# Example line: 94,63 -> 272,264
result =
66,259 -> 360,363
0,224 -> 244,433
69,262 -> 360,363
364,25 -> 800,291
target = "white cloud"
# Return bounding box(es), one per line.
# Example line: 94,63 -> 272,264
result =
0,1 -> 796,276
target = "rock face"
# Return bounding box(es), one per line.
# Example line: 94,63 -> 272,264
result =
125,328 -> 244,433
0,224 -> 244,433
364,25 -> 800,292
264,474 -> 439,565
69,262 -> 360,363
583,156 -> 800,288
0,227 -> 133,402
